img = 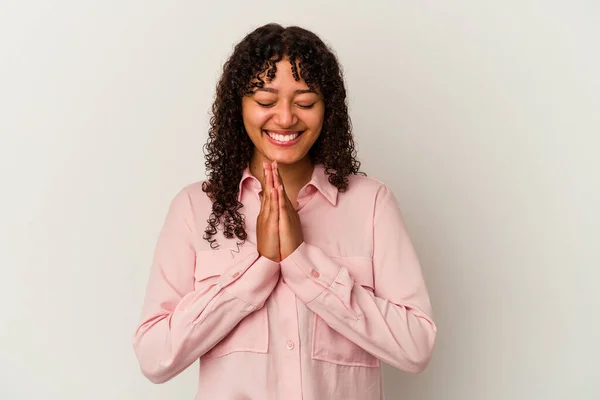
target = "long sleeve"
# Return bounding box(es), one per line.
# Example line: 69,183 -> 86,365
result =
132,188 -> 280,383
280,184 -> 436,373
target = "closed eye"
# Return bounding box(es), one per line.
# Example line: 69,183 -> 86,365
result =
296,103 -> 316,109
256,101 -> 275,108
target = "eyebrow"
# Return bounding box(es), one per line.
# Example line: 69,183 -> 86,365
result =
255,87 -> 316,95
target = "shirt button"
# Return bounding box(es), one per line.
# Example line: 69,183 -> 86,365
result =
311,269 -> 320,278
286,340 -> 295,350
231,272 -> 240,279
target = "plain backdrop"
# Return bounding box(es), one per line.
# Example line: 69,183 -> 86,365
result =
1,1 -> 599,399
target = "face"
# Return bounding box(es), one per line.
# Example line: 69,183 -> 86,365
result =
242,58 -> 325,166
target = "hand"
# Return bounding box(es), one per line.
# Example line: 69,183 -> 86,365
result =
256,162 -> 280,262
272,161 -> 304,260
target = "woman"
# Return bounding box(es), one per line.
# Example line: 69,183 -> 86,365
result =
133,23 -> 436,400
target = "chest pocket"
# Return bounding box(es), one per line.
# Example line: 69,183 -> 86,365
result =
311,256 -> 381,368
193,248 -> 269,361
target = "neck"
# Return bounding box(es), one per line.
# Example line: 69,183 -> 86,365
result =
249,153 -> 314,195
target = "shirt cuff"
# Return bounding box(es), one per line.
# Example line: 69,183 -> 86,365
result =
220,251 -> 280,308
280,242 -> 344,304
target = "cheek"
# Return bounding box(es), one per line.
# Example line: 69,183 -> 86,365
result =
245,110 -> 273,130
305,109 -> 325,131
242,101 -> 272,130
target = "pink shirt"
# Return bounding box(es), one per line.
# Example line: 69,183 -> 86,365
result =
133,164 -> 436,400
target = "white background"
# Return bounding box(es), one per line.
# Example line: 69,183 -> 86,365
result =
1,1 -> 598,399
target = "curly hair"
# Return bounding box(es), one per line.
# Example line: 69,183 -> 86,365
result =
202,23 -> 363,249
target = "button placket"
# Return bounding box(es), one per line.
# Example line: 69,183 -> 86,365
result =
273,280 -> 303,397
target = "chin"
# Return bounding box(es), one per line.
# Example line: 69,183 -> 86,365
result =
266,151 -> 307,165
269,155 -> 298,165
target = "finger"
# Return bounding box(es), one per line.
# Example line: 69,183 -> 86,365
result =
258,190 -> 265,214
262,161 -> 270,194
259,169 -> 267,211
262,183 -> 271,220
261,187 -> 267,209
275,162 -> 289,198
269,187 -> 279,225
278,185 -> 287,217
264,169 -> 272,198
272,161 -> 281,189
265,162 -> 274,192
276,173 -> 293,209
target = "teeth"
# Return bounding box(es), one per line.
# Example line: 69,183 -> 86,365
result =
268,132 -> 299,142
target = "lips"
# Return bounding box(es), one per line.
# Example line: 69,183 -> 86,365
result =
264,130 -> 302,141
263,130 -> 304,147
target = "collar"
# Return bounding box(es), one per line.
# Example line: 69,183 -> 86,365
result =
237,163 -> 338,206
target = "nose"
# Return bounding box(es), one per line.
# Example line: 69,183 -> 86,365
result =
272,102 -> 298,128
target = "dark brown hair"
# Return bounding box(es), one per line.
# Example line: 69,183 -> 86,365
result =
202,23 -> 363,249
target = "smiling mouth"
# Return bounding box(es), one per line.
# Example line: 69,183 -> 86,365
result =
263,130 -> 304,143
